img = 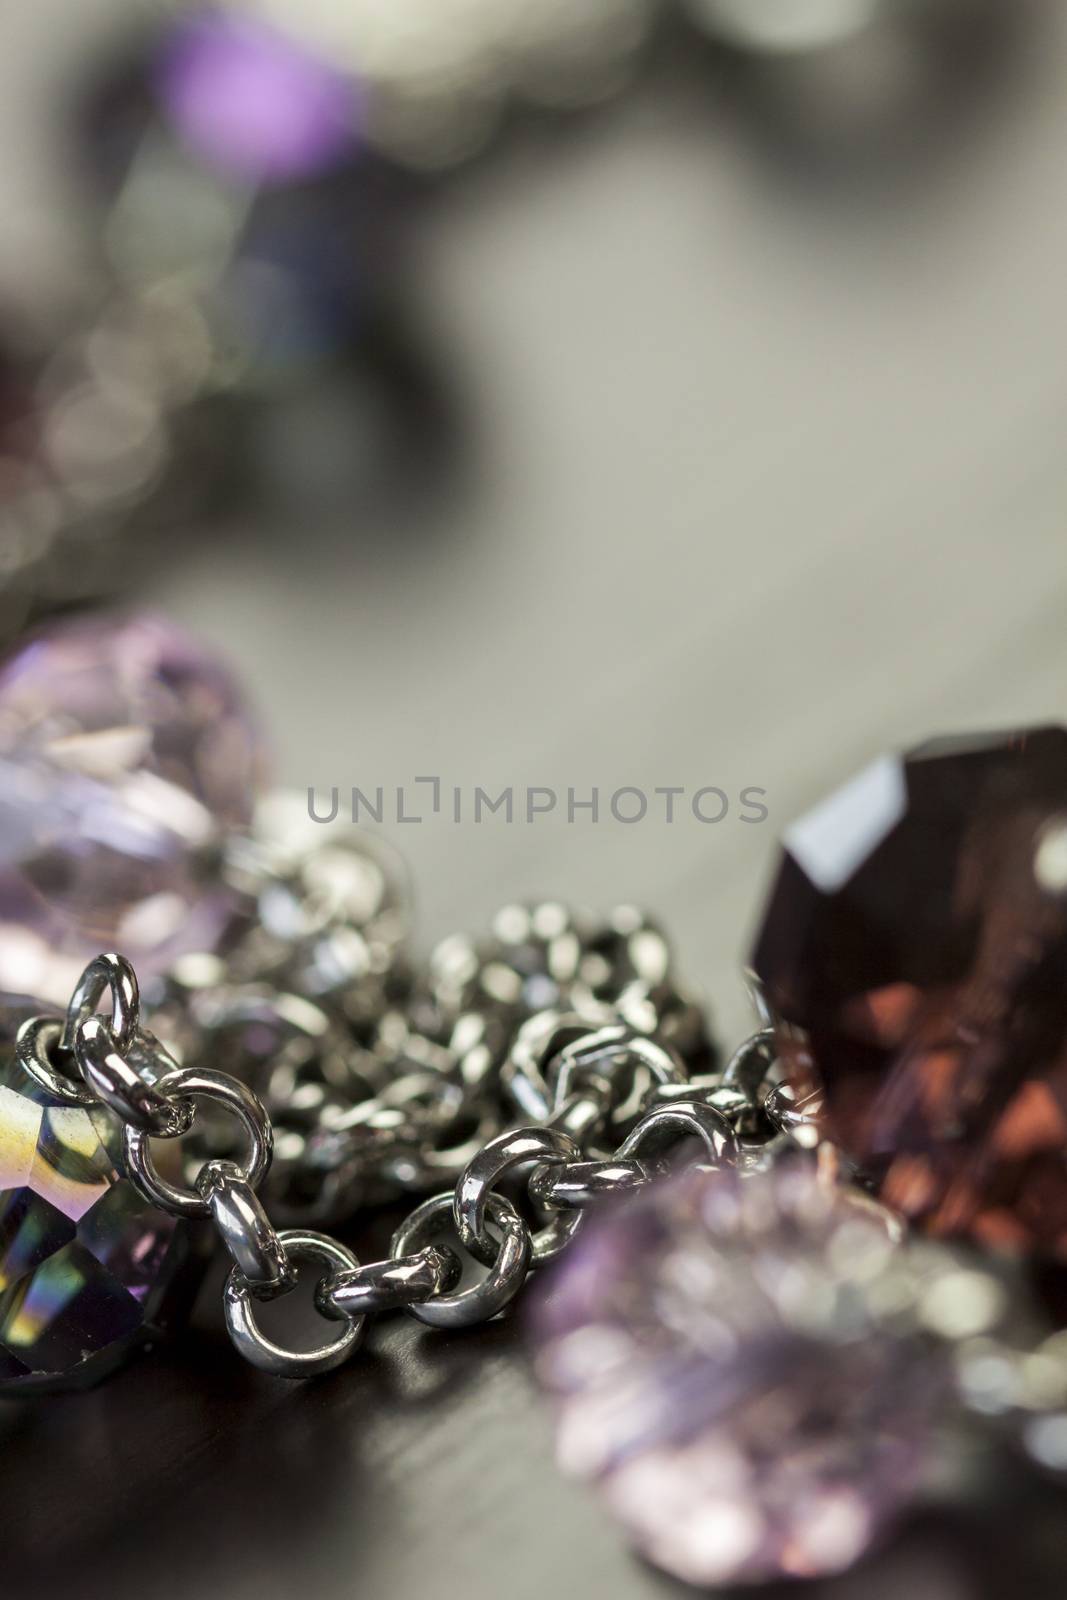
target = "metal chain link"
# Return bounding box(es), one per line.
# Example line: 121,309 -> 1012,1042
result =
139,812 -> 724,1232
16,803 -> 814,1379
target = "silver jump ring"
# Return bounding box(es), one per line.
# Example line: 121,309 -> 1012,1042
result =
124,1068 -> 273,1218
529,1156 -> 649,1211
618,1098 -> 738,1174
223,1230 -> 365,1378
316,1247 -> 460,1320
549,1025 -> 687,1112
15,1017 -> 98,1107
502,1013 -> 607,1123
523,1204 -> 585,1267
73,1016 -> 193,1137
197,1160 -> 296,1299
390,1191 -> 531,1330
453,1126 -> 581,1268
61,952 -> 139,1055
721,1028 -> 778,1098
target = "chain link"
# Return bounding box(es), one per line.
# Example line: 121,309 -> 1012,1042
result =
196,1160 -> 296,1299
20,803 -> 804,1379
123,1067 -> 273,1219
223,1231 -> 366,1377
316,1247 -> 459,1319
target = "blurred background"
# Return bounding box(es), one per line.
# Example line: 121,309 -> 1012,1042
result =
2,5 -> 1067,1593
3,0 -> 1066,1053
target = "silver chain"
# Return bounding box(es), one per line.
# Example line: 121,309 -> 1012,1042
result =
16,804 -> 815,1379
16,807 -> 1067,1500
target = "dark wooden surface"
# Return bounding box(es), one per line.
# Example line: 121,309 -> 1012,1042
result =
4,1251 -> 1067,1600
5,4 -> 1067,1596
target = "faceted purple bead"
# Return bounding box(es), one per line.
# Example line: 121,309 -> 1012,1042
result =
751,726 -> 1067,1258
0,997 -> 202,1392
0,611 -> 265,1003
531,1161 -> 948,1585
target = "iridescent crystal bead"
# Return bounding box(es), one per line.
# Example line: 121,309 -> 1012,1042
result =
531,1160 -> 949,1585
0,998 -> 201,1392
752,726 -> 1067,1259
0,610 -> 264,1003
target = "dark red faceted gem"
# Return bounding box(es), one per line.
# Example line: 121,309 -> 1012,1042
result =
752,727 -> 1067,1258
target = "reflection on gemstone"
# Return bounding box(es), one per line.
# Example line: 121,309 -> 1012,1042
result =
753,725 -> 1067,1261
0,1190 -> 73,1292
3,1243 -> 143,1370
30,1105 -> 111,1222
0,998 -> 202,1392
0,1082 -> 39,1190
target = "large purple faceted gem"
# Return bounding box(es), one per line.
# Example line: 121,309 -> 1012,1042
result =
752,727 -> 1067,1258
0,998 -> 200,1392
532,1161 -> 945,1585
0,611 -> 264,1003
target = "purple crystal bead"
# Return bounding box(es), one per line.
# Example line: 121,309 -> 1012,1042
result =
751,727 -> 1067,1259
157,14 -> 359,184
0,611 -> 264,1003
531,1160 -> 949,1585
0,997 -> 201,1392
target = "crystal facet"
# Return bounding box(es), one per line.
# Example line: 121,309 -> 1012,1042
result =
752,726 -> 1067,1257
0,998 -> 200,1392
0,610 -> 264,1003
532,1160 -> 946,1585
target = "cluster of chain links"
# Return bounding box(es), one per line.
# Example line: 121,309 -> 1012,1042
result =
20,796 -> 818,1378
133,796 -> 724,1229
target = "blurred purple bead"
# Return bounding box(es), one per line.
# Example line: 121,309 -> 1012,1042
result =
157,13 -> 359,184
531,1160 -> 950,1585
0,611 -> 265,1003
